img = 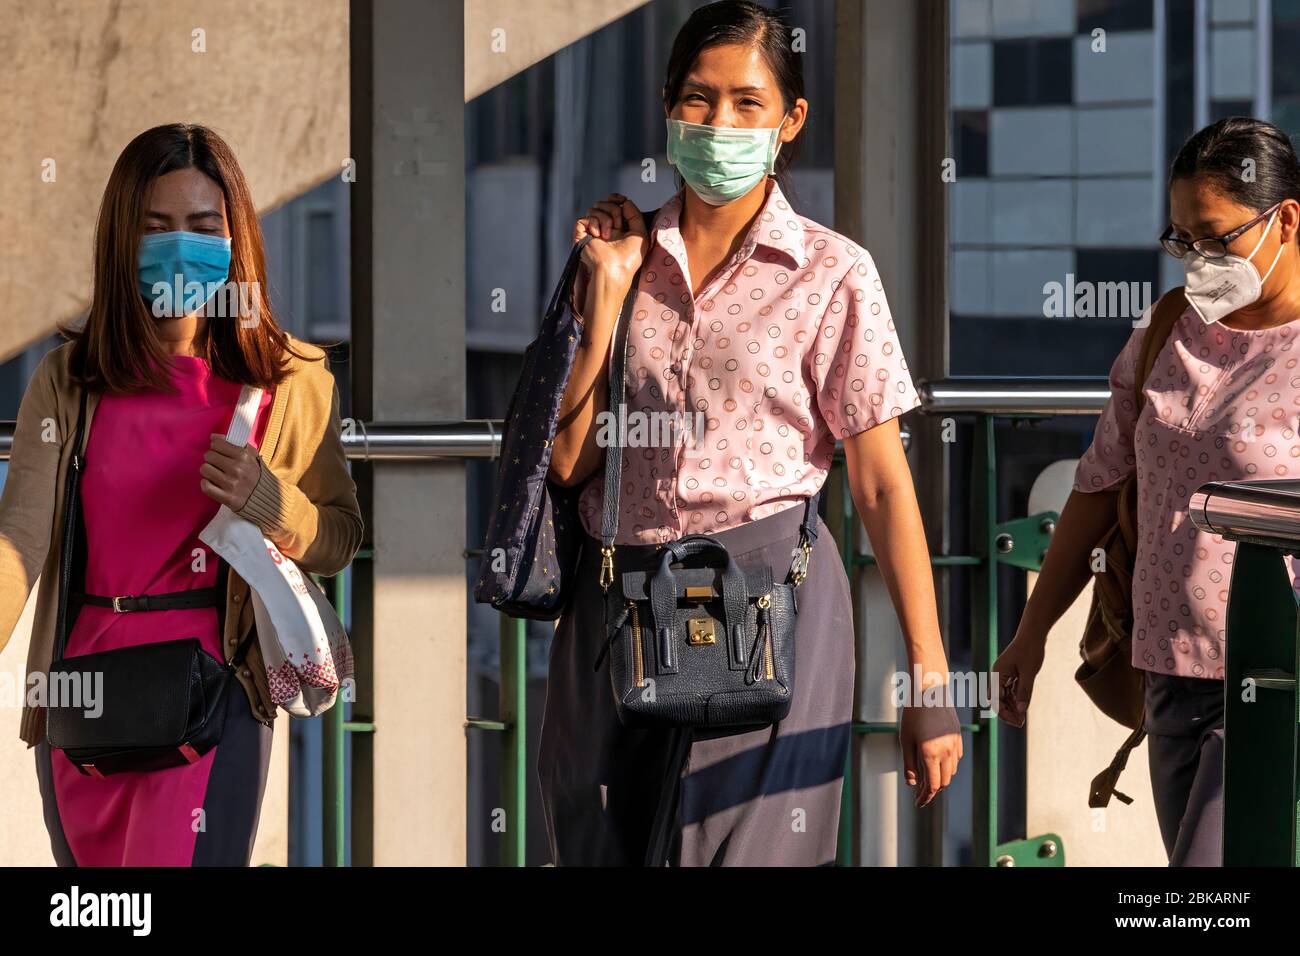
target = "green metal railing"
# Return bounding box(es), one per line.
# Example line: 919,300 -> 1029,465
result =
313,547 -> 375,868
462,616 -> 528,865
1190,481 -> 1300,866
28,375 -> 1296,866
0,385 -> 1098,867
833,413 -> 1060,867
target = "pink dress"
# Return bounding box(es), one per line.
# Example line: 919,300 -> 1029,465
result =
577,180 -> 921,545
49,355 -> 272,865
1074,305 -> 1300,679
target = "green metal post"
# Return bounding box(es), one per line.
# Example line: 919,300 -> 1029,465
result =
321,572 -> 348,867
499,614 -> 527,866
1222,541 -> 1300,866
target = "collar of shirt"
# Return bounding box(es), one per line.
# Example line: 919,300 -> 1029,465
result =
652,178 -> 805,272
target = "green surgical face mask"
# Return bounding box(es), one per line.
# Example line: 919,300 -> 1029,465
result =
665,116 -> 786,206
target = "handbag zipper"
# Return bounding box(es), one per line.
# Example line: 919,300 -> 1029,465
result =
627,600 -> 645,688
756,593 -> 774,682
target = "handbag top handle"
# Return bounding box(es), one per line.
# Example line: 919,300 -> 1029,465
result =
596,208 -> 819,591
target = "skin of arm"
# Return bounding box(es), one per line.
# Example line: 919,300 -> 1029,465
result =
842,418 -> 963,806
994,486 -> 1119,726
547,268 -> 636,488
0,355 -> 60,658
547,195 -> 648,489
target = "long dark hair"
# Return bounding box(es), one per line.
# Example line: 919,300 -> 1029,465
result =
1170,117 -> 1300,234
65,123 -> 311,393
662,0 -> 805,194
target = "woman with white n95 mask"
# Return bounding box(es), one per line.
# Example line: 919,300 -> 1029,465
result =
996,116 -> 1300,867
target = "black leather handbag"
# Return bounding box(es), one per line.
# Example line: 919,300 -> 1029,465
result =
473,210 -> 658,621
43,390 -> 257,777
590,271 -> 820,732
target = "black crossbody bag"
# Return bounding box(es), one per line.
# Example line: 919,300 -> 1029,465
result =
43,389 -> 257,777
591,268 -> 820,733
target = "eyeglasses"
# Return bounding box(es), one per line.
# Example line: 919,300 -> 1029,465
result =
1160,202 -> 1281,260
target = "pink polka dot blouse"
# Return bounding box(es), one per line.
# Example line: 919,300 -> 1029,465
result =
577,180 -> 922,545
1074,304 -> 1300,679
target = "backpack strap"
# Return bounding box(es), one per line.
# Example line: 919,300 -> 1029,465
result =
1088,722 -> 1146,808
1088,287 -> 1188,810
1134,287 -> 1187,408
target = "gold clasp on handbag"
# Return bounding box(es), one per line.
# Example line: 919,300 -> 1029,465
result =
599,546 -> 615,591
687,618 -> 716,645
790,540 -> 811,586
684,585 -> 714,603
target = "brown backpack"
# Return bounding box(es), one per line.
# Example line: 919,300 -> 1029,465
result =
1076,287 -> 1187,809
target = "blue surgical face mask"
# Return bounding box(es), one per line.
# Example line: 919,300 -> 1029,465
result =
665,116 -> 786,206
138,230 -> 232,317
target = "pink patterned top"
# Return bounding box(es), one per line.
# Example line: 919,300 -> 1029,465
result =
1074,304 -> 1300,679
577,180 -> 922,545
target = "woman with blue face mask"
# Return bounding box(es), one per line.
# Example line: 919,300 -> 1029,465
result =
539,0 -> 962,866
997,116 -> 1300,866
0,124 -> 362,866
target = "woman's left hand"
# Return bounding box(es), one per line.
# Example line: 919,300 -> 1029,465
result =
900,708 -> 964,809
201,434 -> 261,510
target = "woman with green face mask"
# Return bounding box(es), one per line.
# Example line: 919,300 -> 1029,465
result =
538,0 -> 962,866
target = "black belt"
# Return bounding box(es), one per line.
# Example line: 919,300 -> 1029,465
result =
72,587 -> 220,613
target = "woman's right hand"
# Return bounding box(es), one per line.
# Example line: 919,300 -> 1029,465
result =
992,633 -> 1046,727
573,193 -> 649,287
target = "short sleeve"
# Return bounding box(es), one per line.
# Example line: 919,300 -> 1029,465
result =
810,251 -> 922,440
1073,319 -> 1147,492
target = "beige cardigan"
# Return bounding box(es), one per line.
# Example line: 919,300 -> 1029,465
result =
0,337 -> 364,747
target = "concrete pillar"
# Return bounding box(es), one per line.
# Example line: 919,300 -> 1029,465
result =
349,0 -> 467,865
0,0 -> 349,359
833,0 -> 951,865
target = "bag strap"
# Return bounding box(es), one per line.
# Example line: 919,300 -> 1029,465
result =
53,389 -> 89,661
597,208 -> 820,590
53,385 -> 261,668
1088,720 -> 1147,808
225,385 -> 266,447
597,208 -> 656,587
221,385 -> 268,669
1133,287 -> 1187,409
645,725 -> 693,866
1086,289 -> 1185,803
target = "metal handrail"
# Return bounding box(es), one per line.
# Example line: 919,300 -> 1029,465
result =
0,377 -> 1116,461
0,420 -> 507,462
340,420 -> 500,460
1190,479 -> 1300,550
918,377 -> 1110,415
